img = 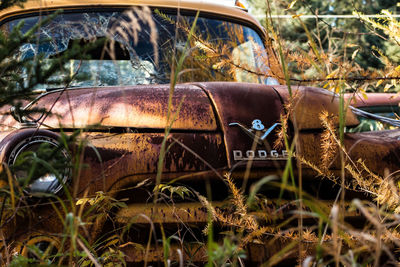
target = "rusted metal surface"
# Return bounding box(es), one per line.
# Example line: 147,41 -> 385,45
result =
120,238 -> 315,263
116,198 -> 361,225
0,86 -> 217,131
2,82 -> 400,258
346,92 -> 400,108
121,241 -> 311,263
23,85 -> 216,130
0,104 -> 28,132
0,85 -> 217,131
195,82 -> 286,169
273,85 -> 360,129
116,202 -> 225,224
1,201 -> 66,240
344,130 -> 400,175
298,129 -> 400,176
121,243 -> 208,263
77,132 -> 227,195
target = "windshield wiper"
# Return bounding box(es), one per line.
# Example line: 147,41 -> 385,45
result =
350,106 -> 400,128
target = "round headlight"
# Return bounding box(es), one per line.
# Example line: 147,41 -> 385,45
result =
7,135 -> 71,195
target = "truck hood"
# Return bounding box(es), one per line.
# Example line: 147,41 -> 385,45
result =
0,84 -> 217,131
0,83 -> 359,132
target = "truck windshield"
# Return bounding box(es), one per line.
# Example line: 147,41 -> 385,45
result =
2,9 -> 279,88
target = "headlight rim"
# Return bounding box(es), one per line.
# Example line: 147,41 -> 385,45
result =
7,135 -> 71,196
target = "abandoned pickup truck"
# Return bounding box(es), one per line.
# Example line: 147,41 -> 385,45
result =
0,0 -> 399,264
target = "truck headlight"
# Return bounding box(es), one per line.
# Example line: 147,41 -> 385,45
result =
8,135 -> 71,195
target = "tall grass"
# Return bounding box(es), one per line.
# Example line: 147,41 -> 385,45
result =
1,1 -> 400,267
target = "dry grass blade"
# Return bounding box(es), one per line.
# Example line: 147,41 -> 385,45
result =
261,240 -> 298,267
319,111 -> 338,170
274,90 -> 300,151
77,238 -> 101,267
224,173 -> 247,217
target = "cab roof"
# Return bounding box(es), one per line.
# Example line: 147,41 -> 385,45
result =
0,0 -> 264,33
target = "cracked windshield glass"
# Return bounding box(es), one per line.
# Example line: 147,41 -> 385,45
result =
2,9 -> 278,89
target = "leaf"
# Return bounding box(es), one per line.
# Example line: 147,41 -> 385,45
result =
361,90 -> 368,100
292,14 -> 304,19
384,83 -> 393,92
156,184 -> 192,199
76,198 -> 89,206
351,49 -> 359,60
326,68 -> 339,79
119,242 -> 145,250
287,0 -> 297,10
104,238 -> 119,248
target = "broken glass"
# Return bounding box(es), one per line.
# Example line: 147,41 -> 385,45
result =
3,9 -> 278,88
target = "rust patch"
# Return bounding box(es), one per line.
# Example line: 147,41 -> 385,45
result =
76,132 -> 227,195
25,84 -> 217,131
273,85 -> 360,129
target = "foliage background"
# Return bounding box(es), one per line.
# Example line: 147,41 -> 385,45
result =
247,0 -> 400,92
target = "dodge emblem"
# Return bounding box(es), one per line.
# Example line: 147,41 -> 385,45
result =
229,119 -> 288,161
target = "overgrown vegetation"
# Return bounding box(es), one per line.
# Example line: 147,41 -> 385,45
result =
0,0 -> 400,266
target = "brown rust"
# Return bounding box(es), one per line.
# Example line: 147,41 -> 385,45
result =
76,132 -> 227,196
0,84 -> 217,131
194,82 -> 285,169
298,129 -> 400,177
121,243 -> 208,263
120,238 -> 312,263
345,92 -> 400,108
116,201 -> 226,224
116,199 -> 359,225
273,85 -> 360,129
344,130 -> 400,175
